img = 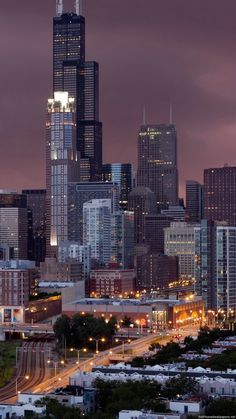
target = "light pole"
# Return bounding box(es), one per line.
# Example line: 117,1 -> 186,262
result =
70,347 -> 87,365
47,359 -> 64,377
115,338 -> 131,358
16,375 -> 29,395
89,337 -> 105,354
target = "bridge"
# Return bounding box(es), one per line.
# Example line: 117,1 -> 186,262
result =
0,322 -> 54,340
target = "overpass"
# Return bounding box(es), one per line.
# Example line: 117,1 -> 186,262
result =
0,322 -> 54,340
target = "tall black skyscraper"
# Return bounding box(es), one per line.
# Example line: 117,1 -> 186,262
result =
185,180 -> 203,222
102,163 -> 133,210
137,124 -> 178,211
53,0 -> 102,181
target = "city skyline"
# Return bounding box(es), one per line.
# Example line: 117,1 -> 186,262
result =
0,0 -> 236,197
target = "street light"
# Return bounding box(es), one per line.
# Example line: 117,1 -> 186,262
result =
114,338 -> 131,358
89,337 -> 105,353
70,347 -> 87,365
16,375 -> 29,395
47,359 -> 64,376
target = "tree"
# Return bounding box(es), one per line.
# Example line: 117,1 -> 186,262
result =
122,316 -> 132,327
206,399 -> 236,416
163,376 -> 199,399
53,315 -> 72,347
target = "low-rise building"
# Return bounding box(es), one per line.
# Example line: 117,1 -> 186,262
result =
119,411 -> 183,419
89,269 -> 135,297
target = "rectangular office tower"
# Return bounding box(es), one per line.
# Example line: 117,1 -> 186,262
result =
186,180 -> 203,222
102,163 -> 133,210
137,124 -> 178,211
194,220 -> 236,311
46,92 -> 79,255
53,2 -> 102,181
204,166 -> 236,226
68,181 -> 120,243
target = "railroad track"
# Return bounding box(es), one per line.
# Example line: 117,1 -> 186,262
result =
0,341 -> 48,402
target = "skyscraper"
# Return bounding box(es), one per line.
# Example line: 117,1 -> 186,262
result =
186,180 -> 203,222
144,214 -> 173,253
128,186 -> 157,245
102,163 -> 132,210
204,166 -> 236,226
46,92 -> 79,255
137,124 -> 178,210
194,220 -> 236,311
22,189 -> 47,265
110,211 -> 134,269
83,199 -> 112,267
53,1 -> 102,181
68,181 -> 119,243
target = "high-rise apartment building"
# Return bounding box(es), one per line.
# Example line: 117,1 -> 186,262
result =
102,163 -> 132,210
22,189 -> 46,265
110,211 -> 134,269
53,2 -> 102,181
0,208 -> 28,260
204,166 -> 236,225
46,92 -> 79,255
83,199 -> 112,267
137,124 -> 178,210
128,186 -> 157,245
194,220 -> 236,311
58,241 -> 91,281
186,180 -> 203,222
68,182 -> 119,243
164,222 -> 199,283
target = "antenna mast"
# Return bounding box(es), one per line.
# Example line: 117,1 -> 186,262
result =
75,0 -> 81,15
56,0 -> 63,16
169,102 -> 173,124
142,105 -> 146,125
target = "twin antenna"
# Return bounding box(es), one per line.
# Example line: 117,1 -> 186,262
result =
56,0 -> 81,17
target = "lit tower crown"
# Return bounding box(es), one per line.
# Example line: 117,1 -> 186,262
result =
56,0 -> 81,16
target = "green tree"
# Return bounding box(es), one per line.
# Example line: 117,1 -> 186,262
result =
206,399 -> 236,415
53,315 -> 72,346
163,376 -> 199,399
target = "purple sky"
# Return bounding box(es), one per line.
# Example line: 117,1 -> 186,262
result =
1,0 -> 236,197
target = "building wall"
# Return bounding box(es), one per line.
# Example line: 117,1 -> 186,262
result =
89,269 -> 135,297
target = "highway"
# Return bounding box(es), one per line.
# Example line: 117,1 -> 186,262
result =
32,325 -> 199,394
0,342 -> 49,403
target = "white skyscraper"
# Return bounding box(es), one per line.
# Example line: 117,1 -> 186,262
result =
83,199 -> 111,266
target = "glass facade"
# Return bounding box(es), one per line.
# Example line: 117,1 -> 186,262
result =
46,92 -> 79,254
137,124 -> 178,211
53,13 -> 102,182
83,199 -> 111,267
110,211 -> 134,269
102,163 -> 132,210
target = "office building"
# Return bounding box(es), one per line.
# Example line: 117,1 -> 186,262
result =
53,2 -> 102,181
136,253 -> 179,290
186,180 -> 203,222
0,208 -> 28,260
46,92 -> 79,256
204,166 -> 236,225
58,241 -> 91,281
144,214 -> 173,253
194,220 -> 236,311
83,199 -> 111,267
102,163 -> 132,210
68,182 -> 119,243
110,211 -> 134,269
89,269 -> 135,298
128,186 -> 156,245
22,189 -> 46,265
164,222 -> 199,283
161,205 -> 185,221
137,124 -> 178,210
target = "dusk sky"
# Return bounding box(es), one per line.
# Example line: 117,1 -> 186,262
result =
1,0 -> 236,197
